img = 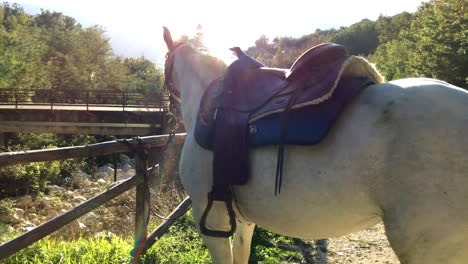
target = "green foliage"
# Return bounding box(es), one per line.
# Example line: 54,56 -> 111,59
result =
1,212 -> 307,263
141,214 -> 211,263
250,227 -> 305,263
244,0 -> 466,89
376,12 -> 413,44
0,161 -> 61,197
330,19 -> 379,56
372,0 -> 467,87
0,133 -> 96,198
1,235 -> 133,264
0,198 -> 14,220
247,28 -> 339,68
0,2 -> 165,99
125,57 -> 164,105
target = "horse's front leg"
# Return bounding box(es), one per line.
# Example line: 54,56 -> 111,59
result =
232,219 -> 255,264
192,202 -> 234,264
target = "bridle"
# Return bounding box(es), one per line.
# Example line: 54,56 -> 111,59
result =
164,41 -> 185,105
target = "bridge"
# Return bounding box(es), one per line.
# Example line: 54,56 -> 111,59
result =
0,88 -> 170,139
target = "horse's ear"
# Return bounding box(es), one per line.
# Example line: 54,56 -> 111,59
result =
163,26 -> 174,51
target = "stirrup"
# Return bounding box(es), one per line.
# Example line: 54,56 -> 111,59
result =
199,188 -> 237,238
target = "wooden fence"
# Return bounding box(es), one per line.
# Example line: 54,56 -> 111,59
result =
0,134 -> 189,263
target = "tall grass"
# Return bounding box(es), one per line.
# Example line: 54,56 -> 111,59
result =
2,212 -> 307,264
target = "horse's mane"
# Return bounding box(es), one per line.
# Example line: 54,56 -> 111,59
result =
175,36 -> 227,71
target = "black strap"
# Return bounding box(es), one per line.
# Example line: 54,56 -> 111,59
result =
275,85 -> 302,195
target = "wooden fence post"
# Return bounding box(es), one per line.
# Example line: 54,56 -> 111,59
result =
131,153 -> 150,263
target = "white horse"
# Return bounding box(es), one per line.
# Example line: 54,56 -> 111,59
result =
162,28 -> 468,264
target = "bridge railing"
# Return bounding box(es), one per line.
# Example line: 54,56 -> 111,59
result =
0,134 -> 188,263
0,88 -> 169,110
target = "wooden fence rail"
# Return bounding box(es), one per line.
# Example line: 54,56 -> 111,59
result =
0,134 -> 187,167
0,133 -> 188,262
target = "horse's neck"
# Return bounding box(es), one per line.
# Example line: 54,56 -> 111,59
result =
179,76 -> 206,130
175,50 -> 226,130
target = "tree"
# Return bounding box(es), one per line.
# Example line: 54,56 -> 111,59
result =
372,0 -> 467,87
330,19 -> 379,56
376,12 -> 413,44
124,57 -> 164,105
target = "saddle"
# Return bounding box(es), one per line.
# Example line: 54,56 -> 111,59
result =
194,43 -> 384,237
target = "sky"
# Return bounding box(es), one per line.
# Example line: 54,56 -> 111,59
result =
13,0 -> 426,66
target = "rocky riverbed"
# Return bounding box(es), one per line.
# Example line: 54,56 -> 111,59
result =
1,154 -> 138,239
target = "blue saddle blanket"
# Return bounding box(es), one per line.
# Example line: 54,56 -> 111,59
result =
195,76 -> 373,149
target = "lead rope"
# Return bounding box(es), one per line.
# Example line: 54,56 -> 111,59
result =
149,129 -> 192,221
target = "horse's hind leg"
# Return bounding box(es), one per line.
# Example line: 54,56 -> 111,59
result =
232,220 -> 255,264
192,203 -> 234,264
384,210 -> 468,264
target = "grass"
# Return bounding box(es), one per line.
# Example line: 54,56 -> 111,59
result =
1,212 -> 309,264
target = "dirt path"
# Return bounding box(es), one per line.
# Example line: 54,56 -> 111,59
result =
287,223 -> 400,263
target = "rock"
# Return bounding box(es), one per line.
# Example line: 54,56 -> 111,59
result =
119,154 -> 130,164
28,213 -> 38,220
7,225 -> 15,233
20,226 -> 35,232
88,187 -> 101,194
126,169 -> 136,176
116,169 -> 125,178
71,171 -> 91,186
13,208 -> 24,218
94,171 -> 108,179
33,197 -> 44,206
60,209 -> 68,214
94,231 -> 115,239
65,191 -> 75,199
11,214 -> 21,224
23,207 -> 37,217
81,178 -> 92,187
97,179 -> 107,186
62,203 -> 73,210
40,197 -> 53,209
91,182 -> 100,188
15,195 -> 33,209
78,222 -> 87,229
47,185 -> 66,194
122,164 -> 133,172
31,218 -> 42,226
102,165 -> 115,177
73,195 -> 87,203
46,210 -> 58,220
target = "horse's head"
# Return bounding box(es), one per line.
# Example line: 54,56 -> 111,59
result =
163,26 -> 227,129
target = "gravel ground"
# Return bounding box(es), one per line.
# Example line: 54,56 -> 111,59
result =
288,223 -> 400,264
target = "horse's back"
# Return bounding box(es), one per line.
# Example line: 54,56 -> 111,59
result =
234,78 -> 468,239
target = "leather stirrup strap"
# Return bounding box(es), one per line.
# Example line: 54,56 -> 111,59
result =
199,186 -> 237,237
